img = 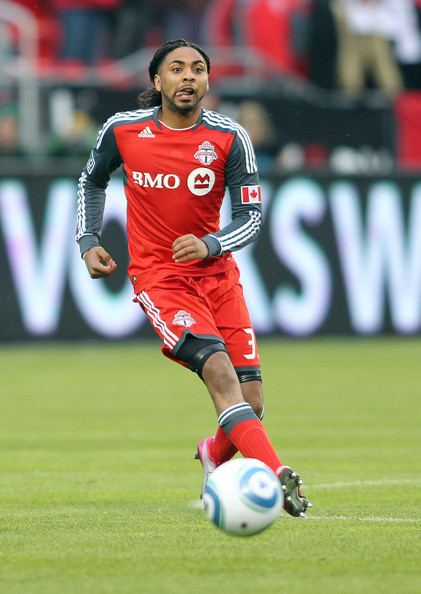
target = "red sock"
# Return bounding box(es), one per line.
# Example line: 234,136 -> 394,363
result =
228,419 -> 282,474
211,426 -> 237,465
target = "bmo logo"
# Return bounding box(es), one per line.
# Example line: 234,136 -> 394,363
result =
132,168 -> 216,195
132,171 -> 180,189
187,167 -> 216,196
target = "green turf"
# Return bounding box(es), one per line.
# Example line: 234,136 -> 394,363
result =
0,339 -> 420,594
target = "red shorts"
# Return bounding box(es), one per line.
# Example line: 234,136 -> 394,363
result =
135,266 -> 260,371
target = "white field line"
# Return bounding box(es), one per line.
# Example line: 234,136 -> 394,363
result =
309,478 -> 421,489
306,478 -> 421,523
304,515 -> 420,524
190,478 -> 421,524
189,500 -> 419,523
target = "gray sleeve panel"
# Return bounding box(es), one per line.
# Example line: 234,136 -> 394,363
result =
76,122 -> 122,255
200,131 -> 262,256
78,233 -> 100,257
201,234 -> 223,257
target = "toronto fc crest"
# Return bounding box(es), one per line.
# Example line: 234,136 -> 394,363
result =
194,141 -> 218,165
172,310 -> 196,327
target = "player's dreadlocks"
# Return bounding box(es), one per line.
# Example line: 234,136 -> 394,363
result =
138,39 -> 211,108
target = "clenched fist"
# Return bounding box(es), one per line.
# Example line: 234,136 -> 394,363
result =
172,234 -> 209,263
83,246 -> 117,278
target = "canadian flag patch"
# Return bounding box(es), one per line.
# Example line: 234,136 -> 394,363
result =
241,185 -> 262,204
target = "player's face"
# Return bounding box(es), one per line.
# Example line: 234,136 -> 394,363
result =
154,47 -> 209,115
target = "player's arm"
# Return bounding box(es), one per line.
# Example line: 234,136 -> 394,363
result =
200,127 -> 262,257
76,117 -> 122,278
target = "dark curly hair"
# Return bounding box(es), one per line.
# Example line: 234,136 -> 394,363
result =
138,39 -> 211,109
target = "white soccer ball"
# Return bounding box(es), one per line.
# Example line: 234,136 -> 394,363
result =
203,458 -> 282,536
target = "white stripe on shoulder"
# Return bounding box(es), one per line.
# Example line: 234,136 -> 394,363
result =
202,111 -> 257,173
96,109 -> 154,149
204,110 -> 241,130
204,111 -> 254,166
206,112 -> 256,173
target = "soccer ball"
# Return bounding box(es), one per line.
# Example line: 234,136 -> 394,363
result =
203,458 -> 282,536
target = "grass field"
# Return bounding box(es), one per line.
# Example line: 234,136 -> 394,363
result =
0,339 -> 420,594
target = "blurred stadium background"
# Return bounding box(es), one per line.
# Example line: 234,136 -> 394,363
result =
1,0 -> 421,341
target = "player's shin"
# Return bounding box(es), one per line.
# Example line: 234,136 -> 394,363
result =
218,403 -> 282,474
211,406 -> 265,464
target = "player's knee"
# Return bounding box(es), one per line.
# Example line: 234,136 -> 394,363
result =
176,336 -> 227,379
202,350 -> 237,387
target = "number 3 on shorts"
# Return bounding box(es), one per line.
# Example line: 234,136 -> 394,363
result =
243,328 -> 257,360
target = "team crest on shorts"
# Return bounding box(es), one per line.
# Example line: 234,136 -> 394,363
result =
194,141 -> 218,165
172,310 -> 196,327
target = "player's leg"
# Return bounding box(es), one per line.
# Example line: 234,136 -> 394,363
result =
200,351 -> 280,466
200,350 -> 311,516
174,330 -> 311,517
172,333 -> 279,471
199,268 -> 265,466
240,378 -> 264,418
194,269 -> 311,516
135,278 -> 228,496
136,276 -> 310,515
177,337 -> 282,475
210,378 -> 263,466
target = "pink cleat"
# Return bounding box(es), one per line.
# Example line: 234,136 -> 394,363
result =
194,436 -> 217,498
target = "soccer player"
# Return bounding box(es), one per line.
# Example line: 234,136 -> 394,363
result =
76,39 -> 311,517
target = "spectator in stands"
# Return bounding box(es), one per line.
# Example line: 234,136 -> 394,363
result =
206,0 -> 310,78
51,0 -> 121,66
160,0 -> 210,46
112,0 -> 161,58
307,0 -> 338,89
332,0 -> 403,95
391,0 -> 421,89
204,0 -> 243,47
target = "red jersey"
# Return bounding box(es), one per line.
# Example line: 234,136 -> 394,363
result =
76,107 -> 262,293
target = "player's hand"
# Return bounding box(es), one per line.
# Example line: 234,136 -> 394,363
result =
172,234 -> 209,262
83,246 -> 117,278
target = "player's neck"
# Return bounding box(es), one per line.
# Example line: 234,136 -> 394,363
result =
158,105 -> 201,129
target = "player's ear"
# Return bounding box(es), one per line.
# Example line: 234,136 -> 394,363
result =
154,74 -> 161,92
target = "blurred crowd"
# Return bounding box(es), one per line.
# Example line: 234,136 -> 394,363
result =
1,0 -> 421,169
2,0 -> 421,91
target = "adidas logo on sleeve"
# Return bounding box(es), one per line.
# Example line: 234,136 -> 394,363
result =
138,126 -> 155,138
